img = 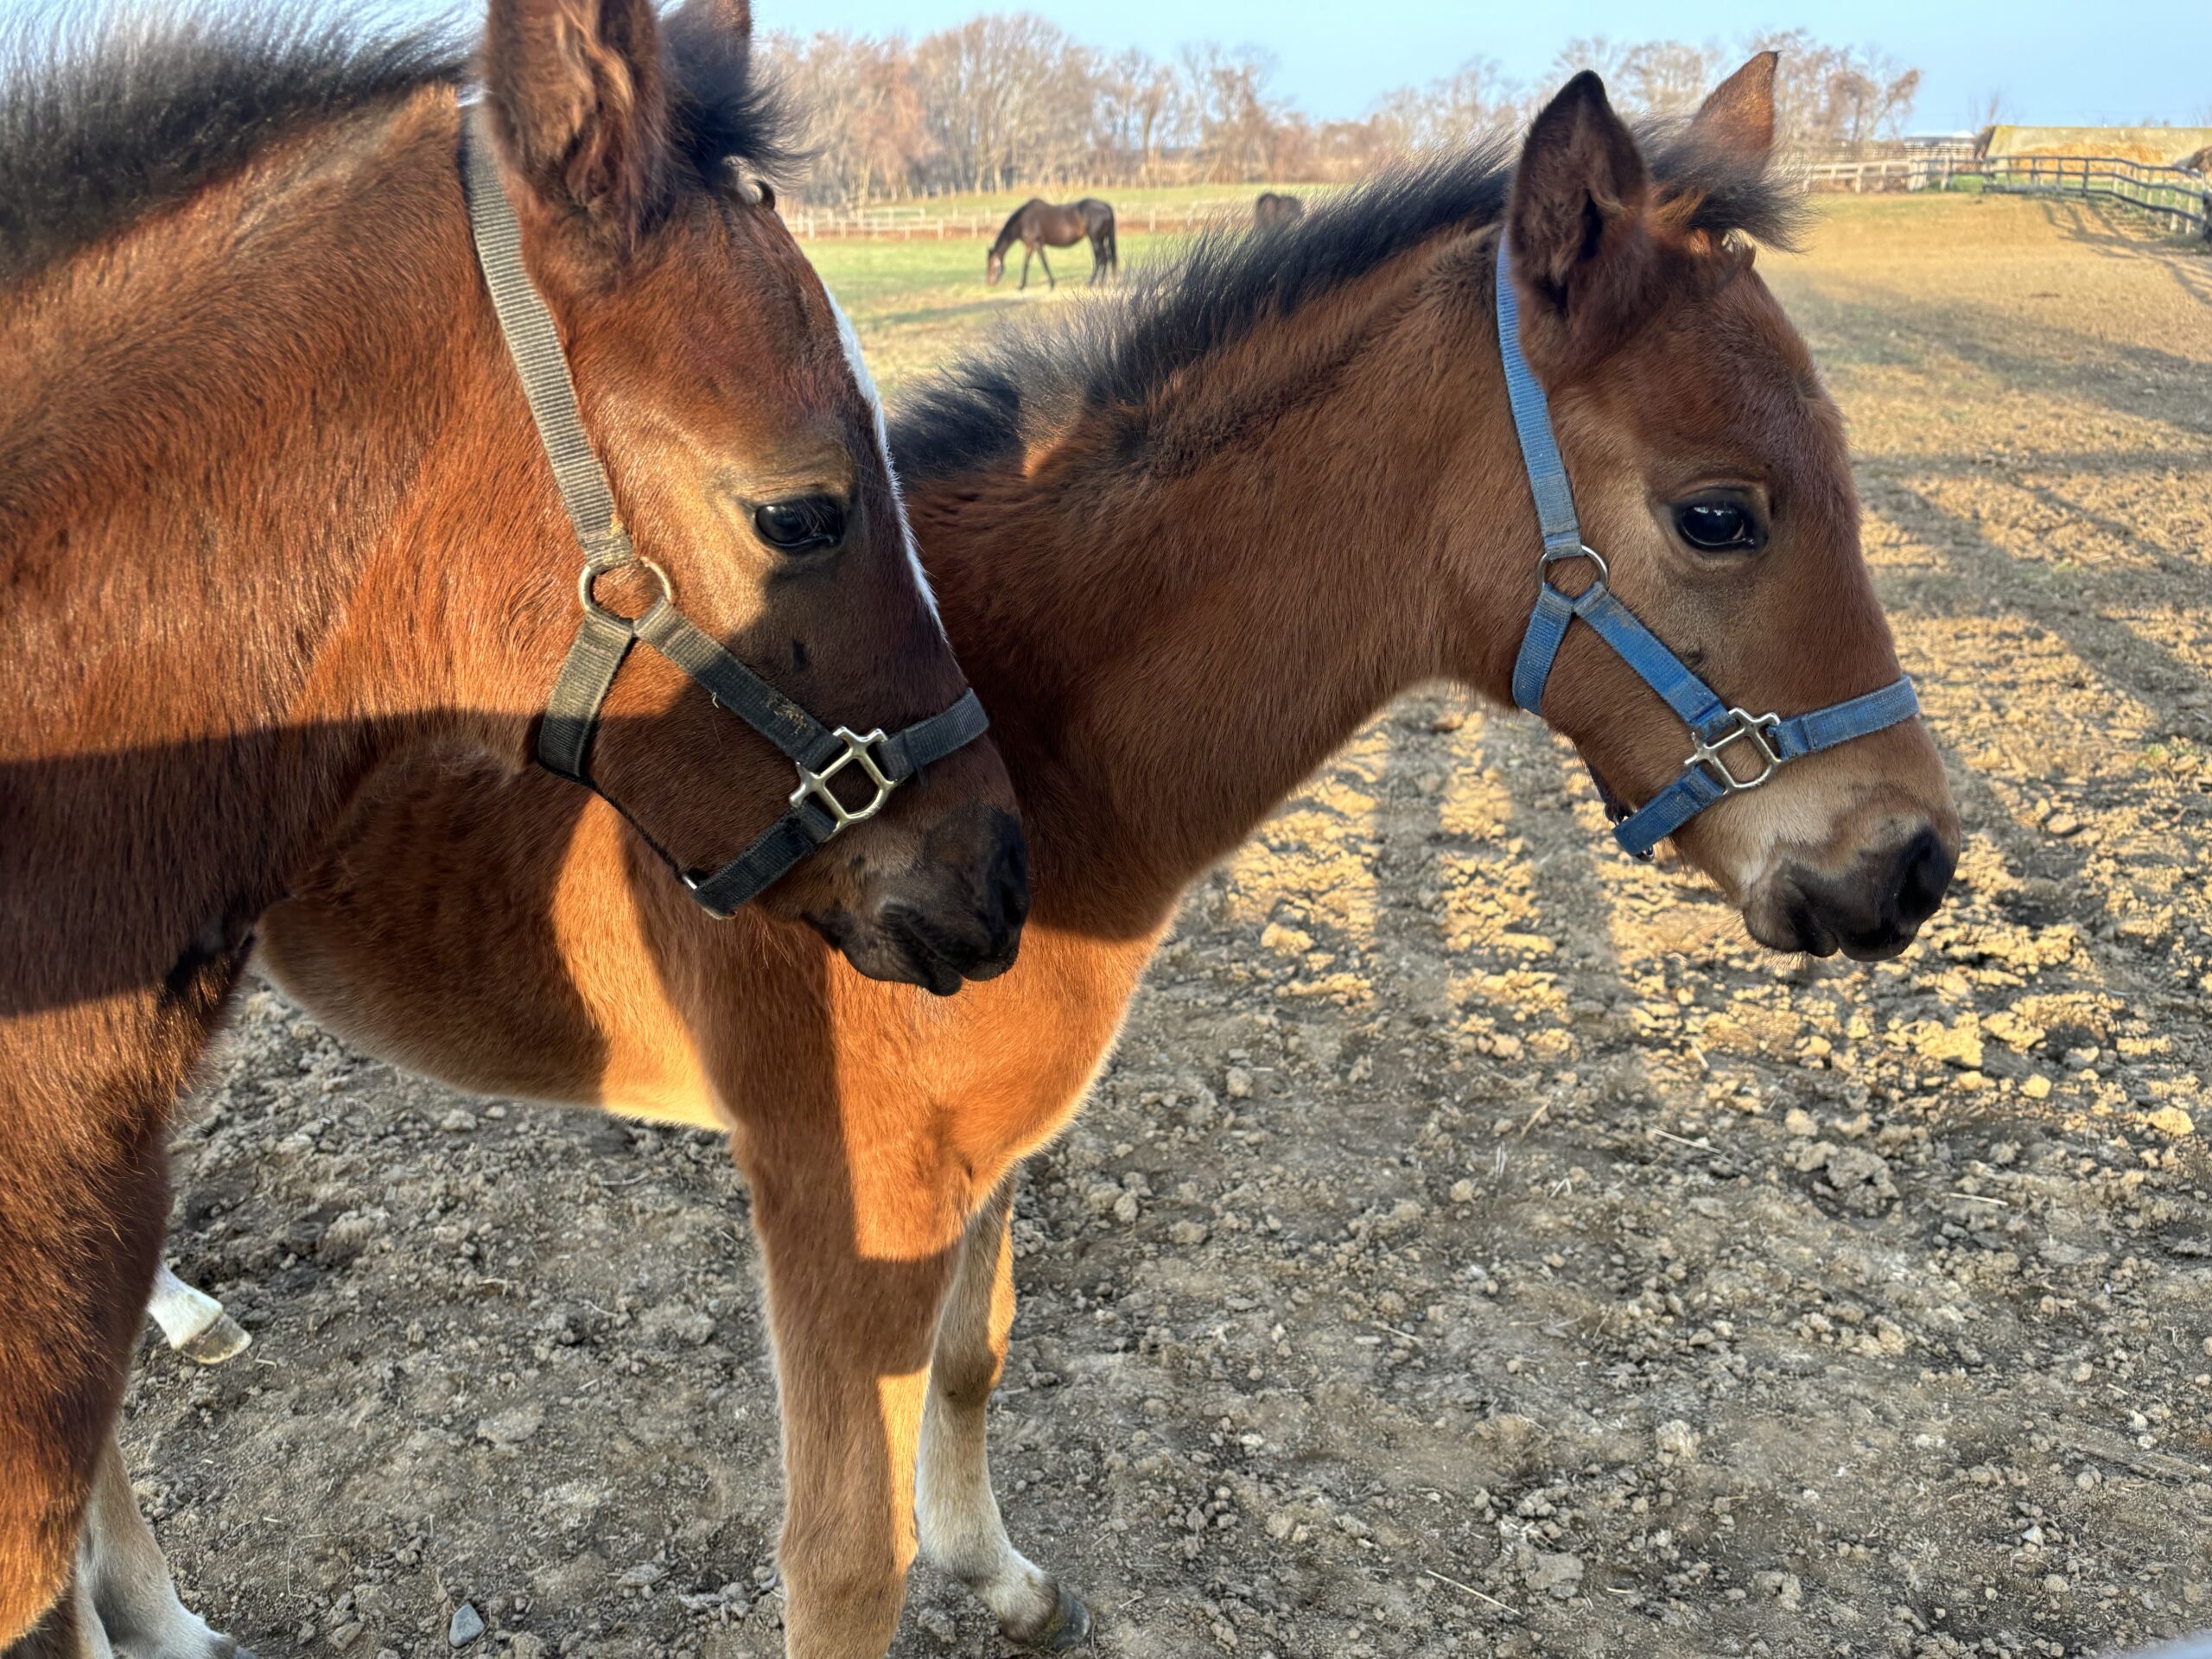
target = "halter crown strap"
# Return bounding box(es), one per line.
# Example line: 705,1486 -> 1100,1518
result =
458,105 -> 991,918
461,105 -> 632,570
1494,233 -> 1921,861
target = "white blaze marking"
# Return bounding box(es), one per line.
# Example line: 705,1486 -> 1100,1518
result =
825,289 -> 942,628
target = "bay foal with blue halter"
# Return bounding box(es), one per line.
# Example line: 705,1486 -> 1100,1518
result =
240,51 -> 1960,1659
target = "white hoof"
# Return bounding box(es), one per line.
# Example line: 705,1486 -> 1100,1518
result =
147,1264 -> 251,1365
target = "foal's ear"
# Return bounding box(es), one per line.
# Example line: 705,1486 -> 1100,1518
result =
1691,52 -> 1779,163
481,0 -> 670,248
1506,71 -> 1649,314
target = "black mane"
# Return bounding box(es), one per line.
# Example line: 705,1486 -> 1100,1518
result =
0,3 -> 799,286
891,127 -> 1804,486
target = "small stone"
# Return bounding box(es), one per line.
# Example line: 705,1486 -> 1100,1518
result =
508,1639 -> 549,1659
1914,1021 -> 1984,1070
915,1607 -> 959,1644
1169,1220 -> 1209,1247
440,1109 -> 478,1134
1224,1068 -> 1253,1100
1522,1548 -> 1584,1599
2044,1574 -> 2069,1594
1449,1179 -> 1476,1205
1112,1191 -> 1141,1225
2022,1074 -> 2053,1101
2044,812 -> 2082,836
327,1623 -> 363,1651
2145,1106 -> 2195,1138
477,1404 -> 544,1446
1655,1420 -> 1700,1460
448,1604 -> 485,1647
1783,1108 -> 1819,1138
618,1562 -> 665,1589
1260,922 -> 1313,955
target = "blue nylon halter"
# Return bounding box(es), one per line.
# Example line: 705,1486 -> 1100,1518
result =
1495,234 -> 1921,861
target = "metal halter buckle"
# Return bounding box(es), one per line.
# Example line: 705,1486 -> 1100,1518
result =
1686,709 -> 1785,793
791,728 -> 899,833
579,556 -> 671,624
1540,543 -> 1611,588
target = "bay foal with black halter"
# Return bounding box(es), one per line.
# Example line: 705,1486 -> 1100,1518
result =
0,0 -> 1027,1652
245,54 -> 1955,1659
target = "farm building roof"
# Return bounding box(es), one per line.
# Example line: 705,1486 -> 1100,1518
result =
1980,125 -> 2212,167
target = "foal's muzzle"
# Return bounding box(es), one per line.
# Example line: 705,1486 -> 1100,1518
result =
810,806 -> 1029,995
1754,825 -> 1955,961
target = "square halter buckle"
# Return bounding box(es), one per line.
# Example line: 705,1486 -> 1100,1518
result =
1686,709 -> 1786,793
792,728 -> 900,833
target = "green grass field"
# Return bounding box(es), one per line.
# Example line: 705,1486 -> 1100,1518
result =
808,231 -> 1198,394
806,194 -> 2016,402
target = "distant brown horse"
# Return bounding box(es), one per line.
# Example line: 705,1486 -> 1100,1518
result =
0,0 -> 1028,1650
985,197 -> 1117,289
1254,188 -> 1305,228
200,53 -> 1956,1659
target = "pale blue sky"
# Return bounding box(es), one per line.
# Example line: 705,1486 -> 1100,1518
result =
5,0 -> 2201,132
774,0 -> 2203,132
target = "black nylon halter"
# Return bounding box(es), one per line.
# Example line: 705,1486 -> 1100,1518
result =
458,106 -> 989,918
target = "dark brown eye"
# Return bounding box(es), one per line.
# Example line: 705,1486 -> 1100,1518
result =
753,497 -> 844,556
1674,498 -> 1761,552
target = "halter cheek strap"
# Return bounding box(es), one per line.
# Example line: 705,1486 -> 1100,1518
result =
461,105 -> 988,918
1494,233 -> 1921,861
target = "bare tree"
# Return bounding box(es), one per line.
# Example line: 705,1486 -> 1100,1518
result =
763,15 -> 1925,205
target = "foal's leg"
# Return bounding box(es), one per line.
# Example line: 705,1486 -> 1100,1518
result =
746,1154 -> 962,1659
917,1176 -> 1089,1650
0,1080 -> 169,1651
78,1435 -> 247,1659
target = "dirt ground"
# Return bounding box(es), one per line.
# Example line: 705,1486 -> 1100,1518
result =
133,194 -> 2212,1659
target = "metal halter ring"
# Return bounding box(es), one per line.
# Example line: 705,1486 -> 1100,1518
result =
1686,708 -> 1786,793
791,728 -> 899,833
1540,543 -> 1611,588
580,557 -> 673,625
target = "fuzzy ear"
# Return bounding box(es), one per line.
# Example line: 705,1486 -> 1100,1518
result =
481,0 -> 670,246
1506,71 -> 1649,314
1692,52 -> 1778,163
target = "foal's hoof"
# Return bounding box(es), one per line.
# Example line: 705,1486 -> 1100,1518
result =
179,1311 -> 251,1365
1028,1585 -> 1091,1651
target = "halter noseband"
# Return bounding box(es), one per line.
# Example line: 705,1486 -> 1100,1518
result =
1495,234 -> 1920,861
460,106 -> 988,918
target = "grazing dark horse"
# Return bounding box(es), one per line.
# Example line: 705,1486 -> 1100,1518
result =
984,198 -> 1116,289
0,0 -> 1027,1649
1254,189 -> 1305,228
235,53 -> 1957,1659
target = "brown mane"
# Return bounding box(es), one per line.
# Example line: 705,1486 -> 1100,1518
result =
894,124 -> 1806,486
0,1 -> 799,287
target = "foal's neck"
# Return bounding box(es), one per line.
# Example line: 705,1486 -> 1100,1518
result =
911,239 -> 1529,938
0,92 -> 489,990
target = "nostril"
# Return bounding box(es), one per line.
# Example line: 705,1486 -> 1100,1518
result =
1892,827 -> 1954,927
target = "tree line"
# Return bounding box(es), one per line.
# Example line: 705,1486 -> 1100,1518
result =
762,18 -> 1924,205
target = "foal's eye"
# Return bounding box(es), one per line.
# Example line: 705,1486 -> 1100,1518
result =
753,497 -> 846,556
1672,497 -> 1764,553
